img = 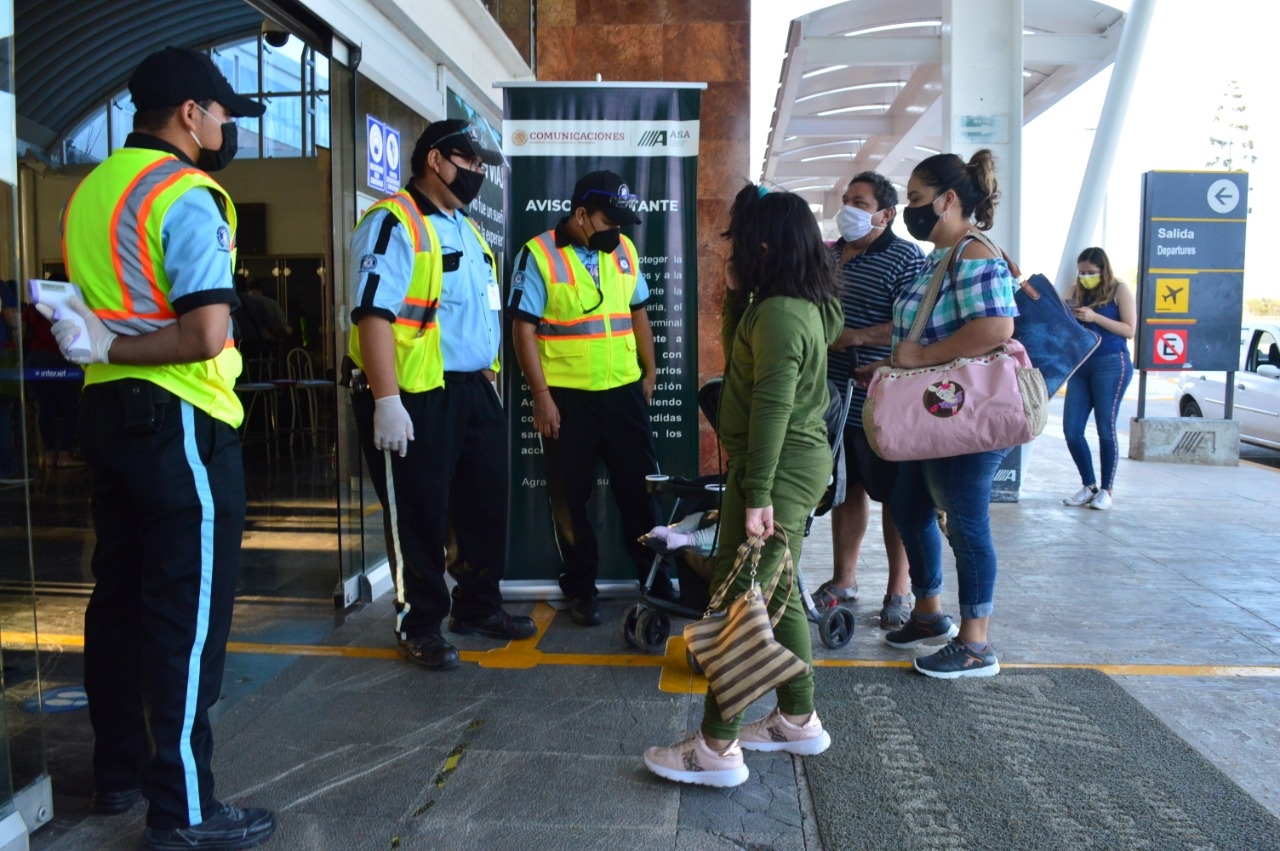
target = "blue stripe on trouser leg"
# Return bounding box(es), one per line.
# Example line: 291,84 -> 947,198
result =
177,401 -> 215,827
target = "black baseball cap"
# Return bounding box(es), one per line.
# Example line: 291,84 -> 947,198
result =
129,47 -> 266,118
410,119 -> 505,176
571,171 -> 642,225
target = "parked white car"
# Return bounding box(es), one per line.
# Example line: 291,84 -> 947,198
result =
1177,322 -> 1280,449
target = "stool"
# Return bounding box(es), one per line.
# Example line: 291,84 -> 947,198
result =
284,348 -> 335,449
235,382 -> 279,462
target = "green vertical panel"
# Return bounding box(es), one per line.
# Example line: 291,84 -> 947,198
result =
501,85 -> 703,583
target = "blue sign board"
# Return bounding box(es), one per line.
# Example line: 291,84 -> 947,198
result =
365,115 -> 401,193
1136,171 -> 1247,371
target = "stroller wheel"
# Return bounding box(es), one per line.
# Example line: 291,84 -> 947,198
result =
819,606 -> 856,649
619,603 -> 644,648
686,648 -> 704,676
634,608 -> 670,653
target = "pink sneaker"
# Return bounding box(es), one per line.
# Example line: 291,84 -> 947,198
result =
643,731 -> 749,787
738,708 -> 832,755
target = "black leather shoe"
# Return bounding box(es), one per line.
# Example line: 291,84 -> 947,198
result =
448,610 -> 537,640
90,787 -> 141,815
141,804 -> 275,850
568,596 -> 602,626
397,632 -> 461,670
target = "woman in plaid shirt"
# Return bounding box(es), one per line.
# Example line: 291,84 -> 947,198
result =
857,149 -> 1018,679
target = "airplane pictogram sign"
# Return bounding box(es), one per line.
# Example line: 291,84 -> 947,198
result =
1155,278 -> 1190,313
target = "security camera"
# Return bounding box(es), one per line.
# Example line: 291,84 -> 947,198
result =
261,19 -> 291,48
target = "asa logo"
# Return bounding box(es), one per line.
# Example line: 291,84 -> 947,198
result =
637,129 -> 691,147
511,130 -> 529,147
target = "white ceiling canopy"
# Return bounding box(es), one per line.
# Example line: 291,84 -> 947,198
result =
761,0 -> 1125,216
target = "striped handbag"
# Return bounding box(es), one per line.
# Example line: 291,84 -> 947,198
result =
684,530 -> 809,720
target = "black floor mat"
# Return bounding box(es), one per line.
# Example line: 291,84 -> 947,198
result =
806,667 -> 1280,851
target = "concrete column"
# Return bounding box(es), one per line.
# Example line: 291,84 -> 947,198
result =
942,0 -> 1023,259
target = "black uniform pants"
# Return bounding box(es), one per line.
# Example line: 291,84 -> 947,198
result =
541,381 -> 661,599
79,380 -> 245,830
353,373 -> 507,638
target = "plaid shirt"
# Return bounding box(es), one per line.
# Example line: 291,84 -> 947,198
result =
893,246 -> 1017,345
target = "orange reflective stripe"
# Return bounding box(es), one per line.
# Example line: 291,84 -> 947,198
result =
371,193 -> 432,253
109,158 -> 189,320
531,233 -> 573,284
134,169 -> 191,315
610,237 -> 638,276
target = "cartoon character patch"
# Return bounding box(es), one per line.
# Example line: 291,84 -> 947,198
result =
216,226 -> 231,252
923,380 -> 965,417
359,254 -> 378,272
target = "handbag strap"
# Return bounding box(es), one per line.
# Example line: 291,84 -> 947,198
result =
703,528 -> 794,628
905,231 -> 1020,344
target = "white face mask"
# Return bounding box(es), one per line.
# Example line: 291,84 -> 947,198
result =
837,204 -> 877,242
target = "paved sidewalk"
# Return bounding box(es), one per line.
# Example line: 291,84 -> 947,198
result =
32,415 -> 1280,850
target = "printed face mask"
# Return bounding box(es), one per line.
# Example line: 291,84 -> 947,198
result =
1078,274 -> 1102,290
902,195 -> 942,242
837,205 -> 876,242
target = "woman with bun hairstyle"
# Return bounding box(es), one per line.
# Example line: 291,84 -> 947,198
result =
1061,247 -> 1136,511
643,185 -> 843,786
858,149 -> 1018,679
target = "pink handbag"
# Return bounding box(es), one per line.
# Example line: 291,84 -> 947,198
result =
862,235 -> 1048,462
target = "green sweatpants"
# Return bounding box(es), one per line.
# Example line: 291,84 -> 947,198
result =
700,456 -> 830,741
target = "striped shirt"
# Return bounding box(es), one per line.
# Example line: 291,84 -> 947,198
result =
826,229 -> 926,426
893,245 -> 1017,346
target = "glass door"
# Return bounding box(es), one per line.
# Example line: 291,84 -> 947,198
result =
1,0 -> 52,840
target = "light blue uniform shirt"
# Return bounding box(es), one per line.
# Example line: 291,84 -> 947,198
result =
161,188 -> 236,308
508,240 -> 650,321
350,199 -> 501,372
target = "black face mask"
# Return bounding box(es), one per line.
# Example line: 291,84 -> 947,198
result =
444,167 -> 485,206
196,121 -> 239,173
902,196 -> 942,242
584,219 -> 622,254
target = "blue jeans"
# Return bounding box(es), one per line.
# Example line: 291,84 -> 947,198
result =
889,448 -> 1010,620
1063,351 -> 1133,491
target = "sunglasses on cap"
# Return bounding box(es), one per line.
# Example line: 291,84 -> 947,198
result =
580,187 -> 641,211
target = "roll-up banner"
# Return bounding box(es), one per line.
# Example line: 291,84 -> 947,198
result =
498,82 -> 705,590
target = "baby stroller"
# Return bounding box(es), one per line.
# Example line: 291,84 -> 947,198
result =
620,378 -> 857,655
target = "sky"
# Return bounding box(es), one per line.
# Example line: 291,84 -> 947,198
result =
751,0 -> 1274,299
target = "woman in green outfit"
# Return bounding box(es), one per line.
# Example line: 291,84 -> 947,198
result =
644,186 -> 844,788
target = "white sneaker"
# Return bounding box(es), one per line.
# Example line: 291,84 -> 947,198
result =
738,708 -> 832,755
1062,485 -> 1097,507
1089,490 -> 1113,510
643,731 -> 749,787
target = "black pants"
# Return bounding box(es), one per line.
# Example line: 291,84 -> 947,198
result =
79,380 -> 245,830
353,373 -> 507,638
541,381 -> 661,598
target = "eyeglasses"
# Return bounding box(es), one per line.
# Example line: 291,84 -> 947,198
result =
580,187 -> 641,211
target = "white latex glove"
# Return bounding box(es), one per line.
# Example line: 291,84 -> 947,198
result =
35,295 -> 116,365
373,394 -> 414,457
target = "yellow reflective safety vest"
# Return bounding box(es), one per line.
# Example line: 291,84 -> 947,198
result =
524,230 -> 642,391
62,147 -> 243,427
348,191 -> 498,393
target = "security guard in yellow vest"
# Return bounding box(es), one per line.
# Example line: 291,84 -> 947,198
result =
348,120 -> 535,671
48,48 -> 275,850
509,171 -> 670,627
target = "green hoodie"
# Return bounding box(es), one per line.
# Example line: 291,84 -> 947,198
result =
719,291 -> 845,507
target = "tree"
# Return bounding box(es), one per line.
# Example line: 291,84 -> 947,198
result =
1206,80 -> 1257,172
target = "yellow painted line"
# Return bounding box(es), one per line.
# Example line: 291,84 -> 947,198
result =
9,607 -> 1280,690
1151,217 -> 1246,223
1146,268 -> 1244,274
1144,318 -> 1197,324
